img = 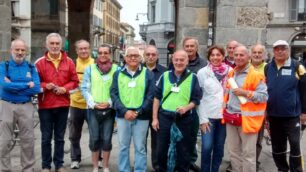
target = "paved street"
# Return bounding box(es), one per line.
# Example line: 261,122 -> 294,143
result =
9,115 -> 306,172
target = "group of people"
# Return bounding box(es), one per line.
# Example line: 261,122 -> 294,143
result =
0,32 -> 305,172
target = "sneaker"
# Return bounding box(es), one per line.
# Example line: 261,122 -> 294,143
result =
93,168 -> 99,172
71,161 -> 80,169
103,167 -> 110,172
98,160 -> 103,169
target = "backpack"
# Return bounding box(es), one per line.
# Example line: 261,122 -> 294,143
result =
5,60 -> 34,79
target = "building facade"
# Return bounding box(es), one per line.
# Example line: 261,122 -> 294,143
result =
140,0 -> 175,66
175,0 -> 306,60
102,0 -> 122,62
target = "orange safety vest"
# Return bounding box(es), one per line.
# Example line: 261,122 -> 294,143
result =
224,66 -> 266,134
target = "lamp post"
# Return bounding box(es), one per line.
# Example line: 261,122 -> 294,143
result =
135,13 -> 147,21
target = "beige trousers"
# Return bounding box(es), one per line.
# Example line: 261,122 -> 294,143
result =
0,100 -> 35,172
226,124 -> 258,172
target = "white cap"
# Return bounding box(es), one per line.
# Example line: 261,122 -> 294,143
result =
273,40 -> 289,48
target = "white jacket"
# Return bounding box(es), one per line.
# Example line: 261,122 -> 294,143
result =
197,66 -> 229,124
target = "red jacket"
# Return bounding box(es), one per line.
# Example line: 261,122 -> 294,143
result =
35,51 -> 79,109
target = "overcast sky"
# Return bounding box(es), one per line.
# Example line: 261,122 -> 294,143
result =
118,0 -> 148,41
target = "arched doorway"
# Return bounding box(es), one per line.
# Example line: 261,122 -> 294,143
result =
291,32 -> 306,61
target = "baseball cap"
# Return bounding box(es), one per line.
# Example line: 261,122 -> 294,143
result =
273,40 -> 289,48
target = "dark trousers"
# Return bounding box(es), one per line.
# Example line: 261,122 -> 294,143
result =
69,107 -> 87,162
39,107 -> 69,170
147,119 -> 158,169
190,110 -> 199,163
269,116 -> 303,172
157,112 -> 193,172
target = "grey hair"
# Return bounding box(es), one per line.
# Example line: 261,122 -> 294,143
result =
144,45 -> 159,55
182,37 -> 199,49
125,46 -> 140,56
11,39 -> 28,50
235,45 -> 250,56
46,33 -> 62,44
74,39 -> 90,49
251,43 -> 266,53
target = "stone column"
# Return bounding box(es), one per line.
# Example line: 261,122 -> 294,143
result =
0,0 -> 11,60
67,0 -> 92,60
175,0 -> 209,57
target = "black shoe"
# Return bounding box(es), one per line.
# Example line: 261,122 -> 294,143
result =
190,163 -> 200,172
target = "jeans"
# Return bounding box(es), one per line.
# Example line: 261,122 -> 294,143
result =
117,118 -> 149,172
87,109 -> 115,151
201,119 -> 226,172
157,112 -> 193,172
69,107 -> 87,162
39,107 -> 69,170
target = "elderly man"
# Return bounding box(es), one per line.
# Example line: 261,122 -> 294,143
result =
181,37 -> 207,171
224,45 -> 268,172
0,39 -> 40,172
35,33 -> 79,172
69,40 -> 95,169
152,50 -> 202,172
250,43 -> 267,171
225,40 -> 239,68
265,40 -> 306,172
143,45 -> 166,171
111,46 -> 154,172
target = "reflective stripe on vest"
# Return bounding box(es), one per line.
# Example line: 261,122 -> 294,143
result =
161,71 -> 193,112
118,67 -> 146,109
225,66 -> 266,133
91,64 -> 117,103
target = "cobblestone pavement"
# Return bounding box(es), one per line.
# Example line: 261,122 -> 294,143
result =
9,116 -> 306,172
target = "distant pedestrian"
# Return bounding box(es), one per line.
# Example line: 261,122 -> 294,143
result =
0,39 -> 41,172
35,33 -> 79,172
69,40 -> 94,170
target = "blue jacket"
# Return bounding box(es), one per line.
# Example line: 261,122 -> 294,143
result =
266,58 -> 306,117
110,65 -> 155,120
0,58 -> 41,103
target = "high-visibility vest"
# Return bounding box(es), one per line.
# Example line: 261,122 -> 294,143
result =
224,66 -> 266,133
118,67 -> 146,108
161,71 -> 193,112
91,64 -> 117,103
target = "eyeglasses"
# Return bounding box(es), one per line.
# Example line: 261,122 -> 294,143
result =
126,54 -> 140,58
145,53 -> 157,57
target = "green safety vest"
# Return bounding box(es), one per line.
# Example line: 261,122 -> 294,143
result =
91,64 -> 118,103
118,67 -> 146,108
161,71 -> 193,112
